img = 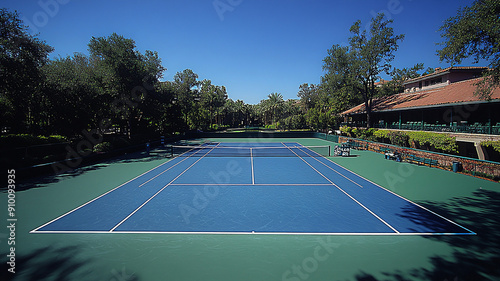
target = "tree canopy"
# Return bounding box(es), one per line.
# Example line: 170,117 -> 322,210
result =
438,0 -> 500,99
3,6 -> 471,144
0,8 -> 53,134
322,13 -> 406,128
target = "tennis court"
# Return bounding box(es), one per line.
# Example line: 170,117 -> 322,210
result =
31,142 -> 474,235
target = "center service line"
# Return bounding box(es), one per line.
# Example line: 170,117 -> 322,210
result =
250,147 -> 255,185
296,146 -> 363,188
109,144 -> 220,232
283,143 -> 400,234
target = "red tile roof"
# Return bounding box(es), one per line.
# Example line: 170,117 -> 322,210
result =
341,77 -> 500,116
403,66 -> 488,85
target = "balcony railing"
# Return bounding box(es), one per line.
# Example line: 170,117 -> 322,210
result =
341,122 -> 500,135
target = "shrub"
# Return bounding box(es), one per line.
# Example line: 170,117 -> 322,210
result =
481,140 -> 500,153
0,134 -> 68,147
340,127 -> 459,154
356,128 -> 377,141
339,126 -> 352,137
373,129 -> 390,140
387,131 -> 409,147
93,142 -> 113,153
407,131 -> 458,153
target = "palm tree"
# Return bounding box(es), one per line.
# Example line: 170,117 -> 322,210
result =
267,93 -> 284,124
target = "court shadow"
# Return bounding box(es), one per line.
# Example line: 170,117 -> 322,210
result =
0,245 -> 141,281
2,148 -> 170,192
352,189 -> 500,280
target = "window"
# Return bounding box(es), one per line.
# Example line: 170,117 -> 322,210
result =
430,77 -> 442,85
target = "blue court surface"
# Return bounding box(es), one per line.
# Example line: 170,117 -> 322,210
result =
31,142 -> 475,235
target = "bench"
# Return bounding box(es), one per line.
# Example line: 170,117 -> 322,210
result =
406,155 -> 439,167
385,151 -> 402,162
346,141 -> 366,150
333,145 -> 351,157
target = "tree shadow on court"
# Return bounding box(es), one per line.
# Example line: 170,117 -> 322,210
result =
352,189 -> 500,281
0,245 -> 141,281
2,148 -> 170,192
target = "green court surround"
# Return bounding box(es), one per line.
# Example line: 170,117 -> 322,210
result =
2,136 -> 499,280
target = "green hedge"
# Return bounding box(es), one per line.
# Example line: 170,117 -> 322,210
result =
0,134 -> 68,148
93,142 -> 113,153
407,131 -> 458,153
341,127 -> 458,153
481,140 -> 500,153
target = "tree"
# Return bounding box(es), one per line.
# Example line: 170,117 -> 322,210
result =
42,53 -> 112,136
173,69 -> 200,130
323,13 -> 405,128
438,0 -> 500,99
380,63 -> 424,96
297,83 -> 319,111
199,79 -> 227,127
0,8 -> 53,133
266,92 -> 284,124
88,33 -> 166,138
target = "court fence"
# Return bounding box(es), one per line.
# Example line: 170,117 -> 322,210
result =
338,136 -> 500,182
194,130 -> 340,142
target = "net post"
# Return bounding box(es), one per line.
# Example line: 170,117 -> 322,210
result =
167,145 -> 173,158
328,145 -> 331,157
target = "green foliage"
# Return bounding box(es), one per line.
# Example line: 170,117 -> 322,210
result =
0,134 -> 67,147
356,128 -> 378,141
438,0 -> 500,99
0,9 -> 54,133
407,131 -> 458,153
280,114 -> 306,130
339,126 -> 353,137
381,64 -> 425,96
387,131 -> 409,147
339,126 -> 377,140
373,129 -> 390,139
92,142 -> 113,153
322,13 -> 405,127
340,127 -> 459,153
480,140 -> 500,153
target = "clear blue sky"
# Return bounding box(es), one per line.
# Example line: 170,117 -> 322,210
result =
3,0 -> 481,104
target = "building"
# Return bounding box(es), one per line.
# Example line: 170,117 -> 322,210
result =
341,67 -> 499,129
340,66 -> 500,159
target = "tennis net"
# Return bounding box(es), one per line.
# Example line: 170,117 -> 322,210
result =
166,145 -> 331,158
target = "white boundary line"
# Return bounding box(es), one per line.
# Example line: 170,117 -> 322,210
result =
31,143 -> 209,233
138,145 -> 204,187
170,183 -> 334,186
282,143 -> 400,234
31,141 -> 476,236
108,144 -> 220,232
31,230 -> 475,236
30,155 -> 184,233
321,151 -> 476,234
250,147 -> 255,185
295,145 -> 364,188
